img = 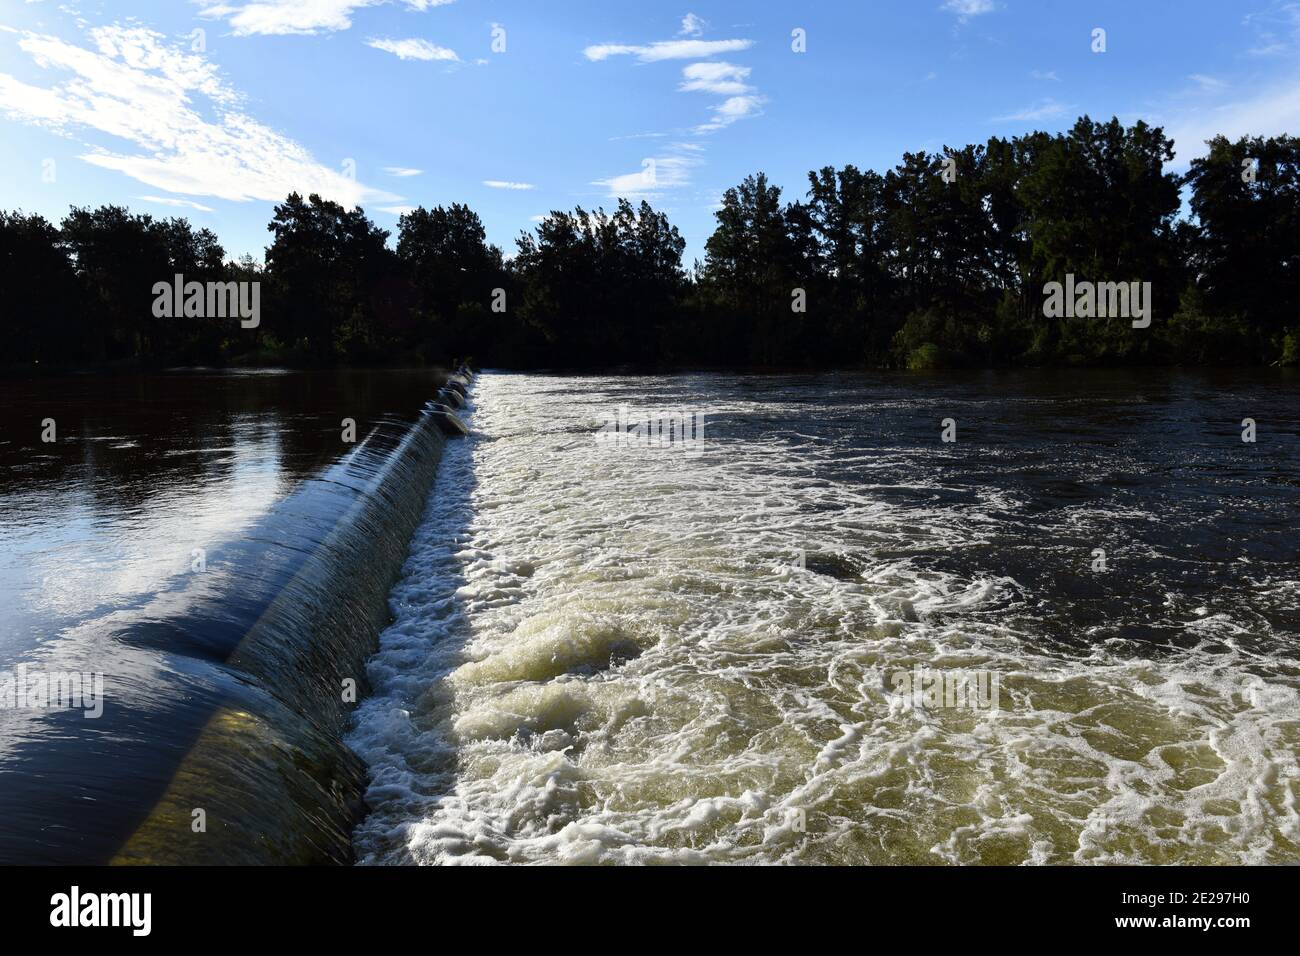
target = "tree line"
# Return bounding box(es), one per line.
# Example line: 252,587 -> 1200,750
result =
2,116 -> 1297,372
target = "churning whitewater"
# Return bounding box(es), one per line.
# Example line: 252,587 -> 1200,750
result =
347,371 -> 1300,865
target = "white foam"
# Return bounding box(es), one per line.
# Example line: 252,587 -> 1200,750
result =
347,373 -> 1300,865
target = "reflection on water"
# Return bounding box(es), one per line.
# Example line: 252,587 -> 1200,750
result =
0,368 -> 446,863
350,369 -> 1300,866
0,370 -> 437,660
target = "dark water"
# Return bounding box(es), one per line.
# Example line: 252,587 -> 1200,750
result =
349,369 -> 1300,865
0,369 -> 448,863
1,370 -> 443,656
2,367 -> 1298,865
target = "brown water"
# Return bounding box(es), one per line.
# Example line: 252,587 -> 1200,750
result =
350,369 -> 1300,865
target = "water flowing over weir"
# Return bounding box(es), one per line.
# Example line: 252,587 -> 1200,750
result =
0,375 -> 469,864
350,370 -> 1300,866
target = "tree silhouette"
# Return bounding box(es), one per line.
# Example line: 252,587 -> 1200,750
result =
3,117 -> 1298,373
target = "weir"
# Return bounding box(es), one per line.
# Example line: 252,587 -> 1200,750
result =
0,372 -> 472,865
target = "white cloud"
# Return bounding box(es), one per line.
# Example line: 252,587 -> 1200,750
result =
586,29 -> 763,167
991,97 -> 1069,122
1165,78 -> 1300,167
194,0 -> 454,37
138,195 -> 216,212
482,180 -> 535,190
1188,73 -> 1226,92
679,61 -> 752,95
678,13 -> 707,37
376,204 -> 417,215
1249,40 -> 1288,55
695,93 -> 764,132
583,38 -> 752,62
941,0 -> 996,20
384,166 -> 422,177
593,153 -> 699,199
0,25 -> 398,207
195,1 -> 375,37
1244,1 -> 1300,56
367,37 -> 458,61
1030,69 -> 1059,82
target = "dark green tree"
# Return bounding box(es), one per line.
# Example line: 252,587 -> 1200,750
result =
1016,117 -> 1182,363
514,198 -> 685,365
265,193 -> 392,361
700,173 -> 813,365
0,212 -> 81,365
1182,134 -> 1300,363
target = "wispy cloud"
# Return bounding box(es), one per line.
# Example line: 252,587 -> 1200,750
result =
1030,69 -> 1059,82
367,37 -> 458,61
482,180 -> 535,190
1248,40 -> 1289,55
1188,73 -> 1227,92
139,195 -> 216,212
193,0 -> 455,38
1244,1 -> 1300,56
679,61 -> 753,95
593,150 -> 700,200
1165,77 -> 1300,166
384,166 -> 423,177
583,39 -> 752,62
991,97 -> 1069,122
0,25 -> 398,206
941,0 -> 996,22
695,94 -> 765,132
587,21 -> 764,163
678,13 -> 707,37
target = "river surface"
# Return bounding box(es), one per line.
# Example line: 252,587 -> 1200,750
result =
0,370 -> 442,662
350,369 -> 1300,865
0,369 -> 444,862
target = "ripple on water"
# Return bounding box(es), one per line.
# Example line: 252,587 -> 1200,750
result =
347,372 -> 1300,865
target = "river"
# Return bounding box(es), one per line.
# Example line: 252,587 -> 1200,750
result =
2,367 -> 1296,864
0,368 -> 447,863
349,369 -> 1300,865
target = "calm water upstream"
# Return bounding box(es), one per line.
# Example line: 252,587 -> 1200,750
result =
0,369 -> 445,863
0,370 -> 446,654
350,369 -> 1300,865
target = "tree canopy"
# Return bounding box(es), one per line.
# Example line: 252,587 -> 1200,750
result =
3,117 -> 1298,372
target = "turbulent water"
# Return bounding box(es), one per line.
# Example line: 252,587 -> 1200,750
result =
349,370 -> 1300,865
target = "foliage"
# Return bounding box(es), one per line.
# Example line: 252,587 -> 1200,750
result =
3,119 -> 1298,371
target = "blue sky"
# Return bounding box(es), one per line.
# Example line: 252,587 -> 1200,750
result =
2,0 -> 1298,264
